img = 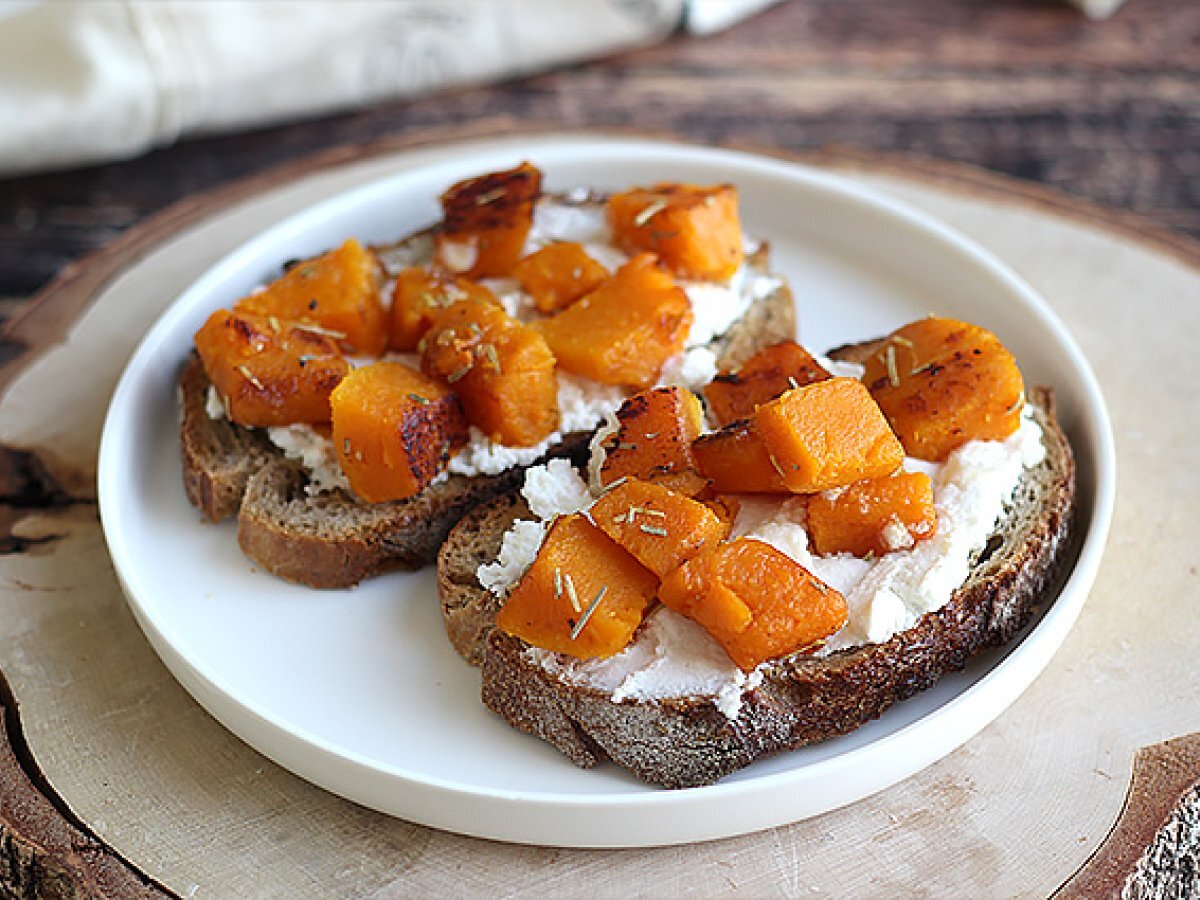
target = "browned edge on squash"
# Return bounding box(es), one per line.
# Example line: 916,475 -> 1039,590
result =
2,119 -> 1199,888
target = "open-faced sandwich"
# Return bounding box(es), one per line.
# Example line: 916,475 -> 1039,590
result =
180,163 -> 795,586
438,316 -> 1076,788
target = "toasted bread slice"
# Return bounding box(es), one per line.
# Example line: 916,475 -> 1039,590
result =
179,197 -> 796,588
438,386 -> 1075,788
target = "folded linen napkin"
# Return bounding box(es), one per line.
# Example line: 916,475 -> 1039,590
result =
0,0 -> 781,177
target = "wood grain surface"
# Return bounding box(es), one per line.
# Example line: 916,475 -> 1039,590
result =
1,0 -> 1199,895
1,0 -> 1198,301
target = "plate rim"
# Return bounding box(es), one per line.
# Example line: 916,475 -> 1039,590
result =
97,134 -> 1116,847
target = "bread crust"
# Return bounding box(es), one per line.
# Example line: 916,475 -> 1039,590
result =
444,387 -> 1076,788
179,196 -> 795,589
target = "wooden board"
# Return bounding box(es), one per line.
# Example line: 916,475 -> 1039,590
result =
2,130 -> 1199,897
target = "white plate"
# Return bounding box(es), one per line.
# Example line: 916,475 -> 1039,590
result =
98,137 -> 1115,848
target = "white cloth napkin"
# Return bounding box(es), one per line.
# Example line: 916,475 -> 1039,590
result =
0,0 -> 781,177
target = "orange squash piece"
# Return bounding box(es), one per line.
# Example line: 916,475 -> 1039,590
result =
861,316 -> 1026,461
597,386 -> 709,496
435,161 -> 542,279
658,538 -> 848,671
753,377 -> 904,493
512,242 -> 609,314
591,478 -> 730,578
234,238 -> 387,356
704,340 -> 831,427
330,362 -> 467,503
421,296 -> 558,446
607,183 -> 745,281
692,419 -> 789,494
535,254 -> 693,389
194,309 -> 350,427
388,266 -> 498,352
495,514 -> 658,659
806,472 -> 937,557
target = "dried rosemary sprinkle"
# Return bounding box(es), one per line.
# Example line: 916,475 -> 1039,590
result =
475,186 -> 506,206
788,376 -> 800,390
1006,390 -> 1026,414
297,355 -> 313,368
236,365 -> 264,390
570,585 -> 608,640
639,524 -> 668,537
885,345 -> 900,388
447,364 -> 472,383
295,322 -> 346,340
408,393 -> 429,405
891,335 -> 914,349
634,198 -> 668,227
768,453 -> 786,477
553,567 -> 563,599
482,343 -> 501,372
600,475 -> 628,494
343,438 -> 352,456
563,573 -> 582,613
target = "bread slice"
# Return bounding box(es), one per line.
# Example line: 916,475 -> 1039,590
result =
438,386 -> 1076,788
179,198 -> 796,589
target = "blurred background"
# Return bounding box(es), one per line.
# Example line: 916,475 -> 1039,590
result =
0,0 -> 1196,313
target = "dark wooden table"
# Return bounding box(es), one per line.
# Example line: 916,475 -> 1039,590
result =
1,0 -> 1198,896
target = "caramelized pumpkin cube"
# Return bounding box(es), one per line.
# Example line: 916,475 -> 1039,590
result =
512,242 -> 609,313
234,238 -> 387,356
330,362 -> 467,503
194,309 -> 349,427
495,514 -> 658,659
388,267 -> 498,352
435,161 -> 542,278
753,377 -> 904,493
591,478 -> 730,578
597,386 -> 708,496
535,254 -> 692,389
692,419 -> 789,494
861,316 -> 1026,461
704,340 -> 831,427
659,538 -> 848,671
807,472 -> 937,557
607,183 -> 744,281
422,297 -> 558,446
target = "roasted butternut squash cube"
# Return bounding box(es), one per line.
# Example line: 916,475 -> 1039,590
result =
388,267 -> 498,352
495,514 -> 658,659
704,340 -> 831,427
330,362 -> 467,503
535,254 -> 692,389
194,309 -> 349,427
861,317 -> 1026,461
421,297 -> 558,446
658,538 -> 848,671
234,238 -> 387,356
607,183 -> 744,281
512,242 -> 609,313
591,478 -> 730,578
597,386 -> 708,496
435,161 -> 542,278
692,419 -> 789,494
753,377 -> 904,492
807,472 -> 937,557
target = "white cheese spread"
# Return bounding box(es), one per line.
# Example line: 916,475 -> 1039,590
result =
479,410 -> 1046,719
264,423 -> 352,495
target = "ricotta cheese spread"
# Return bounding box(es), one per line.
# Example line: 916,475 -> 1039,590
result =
478,409 -> 1046,719
205,197 -> 762,489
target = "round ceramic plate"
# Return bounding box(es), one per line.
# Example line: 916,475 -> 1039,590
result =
98,137 -> 1115,848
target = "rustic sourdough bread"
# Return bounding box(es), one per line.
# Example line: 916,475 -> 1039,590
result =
179,197 -> 796,588
437,385 -> 1075,788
